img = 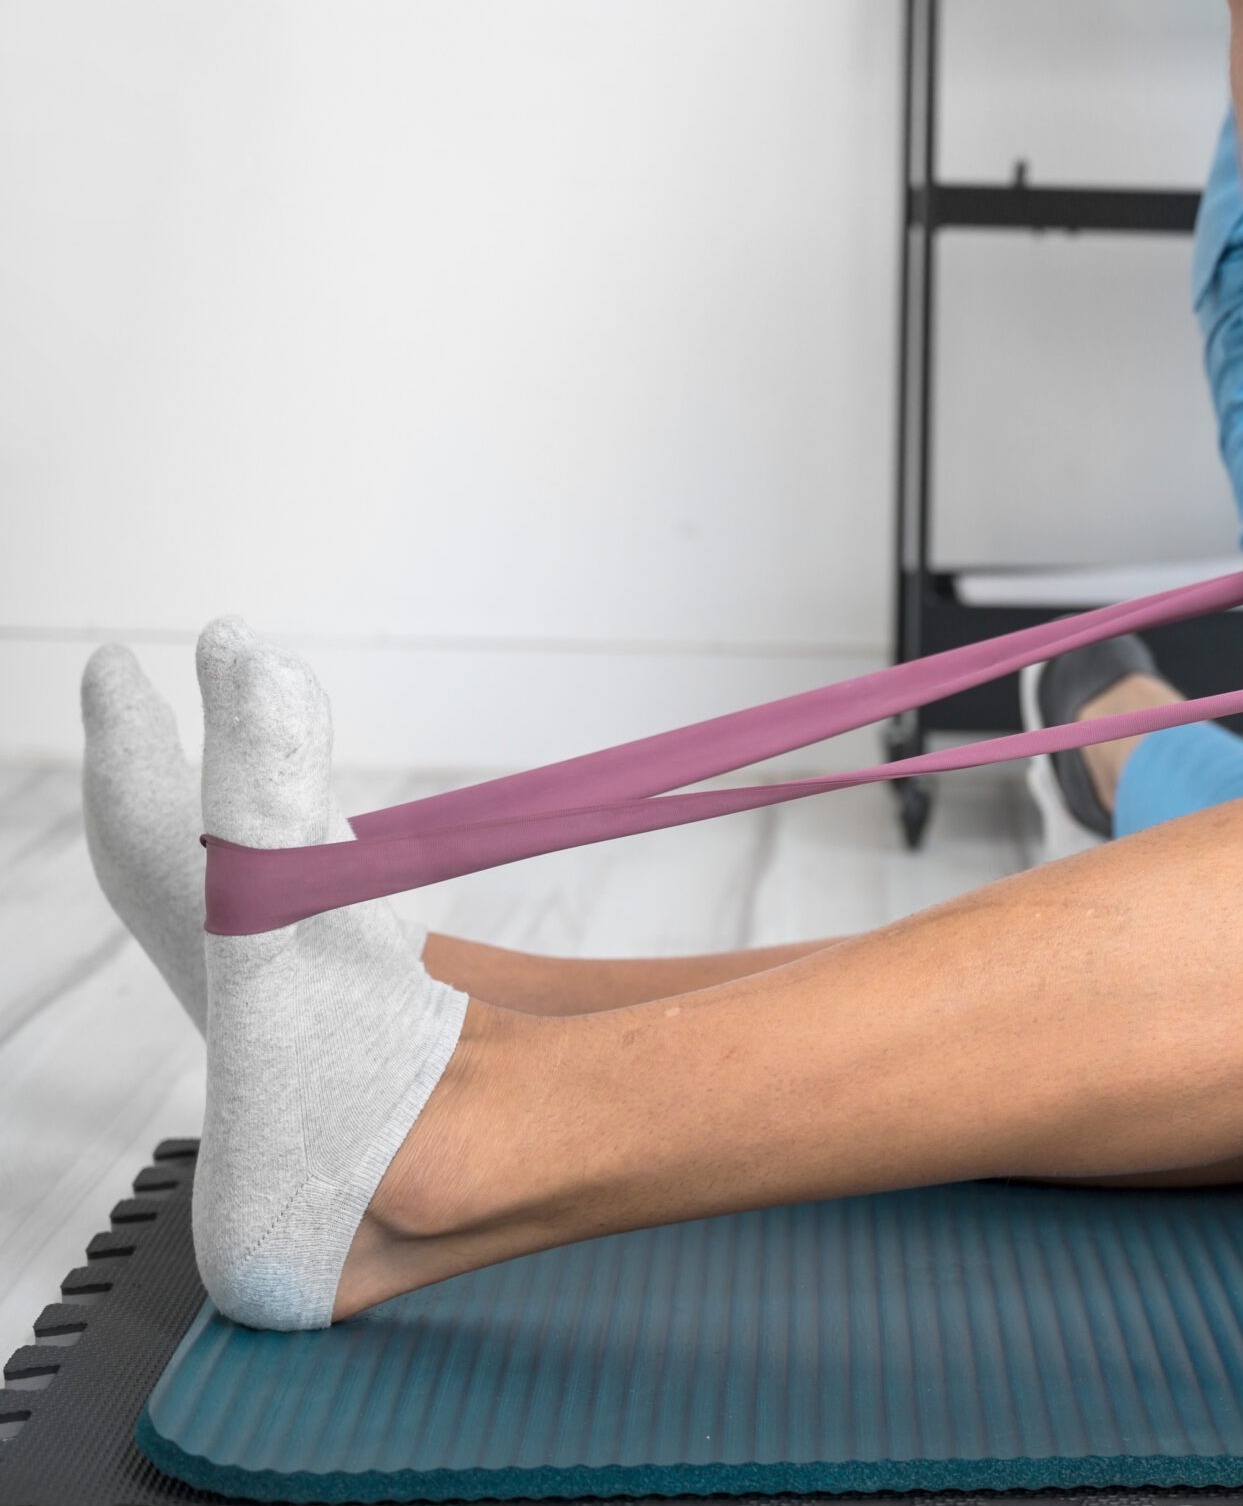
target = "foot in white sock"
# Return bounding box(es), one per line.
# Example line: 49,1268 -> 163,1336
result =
81,644 -> 210,1033
80,642 -> 429,1039
193,617 -> 469,1330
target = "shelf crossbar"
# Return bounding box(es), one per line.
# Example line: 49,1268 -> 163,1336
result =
910,183 -> 1201,235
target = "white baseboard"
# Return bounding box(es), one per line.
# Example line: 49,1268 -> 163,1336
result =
1,636 -> 887,777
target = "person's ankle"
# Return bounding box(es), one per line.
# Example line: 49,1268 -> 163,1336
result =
333,1001 -> 559,1319
1076,672 -> 1184,814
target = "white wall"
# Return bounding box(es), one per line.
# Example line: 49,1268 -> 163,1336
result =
0,0 -> 1233,771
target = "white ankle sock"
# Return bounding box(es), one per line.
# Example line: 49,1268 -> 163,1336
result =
80,643 -> 429,1039
192,617 -> 468,1330
81,644 -> 210,1033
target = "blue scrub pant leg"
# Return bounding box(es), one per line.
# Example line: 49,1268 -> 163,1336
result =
1106,114 -> 1243,833
1113,721 -> 1243,837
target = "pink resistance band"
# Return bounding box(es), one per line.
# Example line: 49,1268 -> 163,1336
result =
204,569 -> 1243,936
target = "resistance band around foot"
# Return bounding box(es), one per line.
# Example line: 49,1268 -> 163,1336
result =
204,570 -> 1243,936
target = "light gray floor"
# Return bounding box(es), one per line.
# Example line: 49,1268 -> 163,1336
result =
0,758 -> 1040,1371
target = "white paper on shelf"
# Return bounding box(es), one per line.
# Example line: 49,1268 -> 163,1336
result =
954,557 -> 1243,609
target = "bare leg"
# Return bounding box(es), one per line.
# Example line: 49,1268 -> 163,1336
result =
336,797 -> 1243,1318
421,934 -> 848,1014
424,937 -> 1243,1189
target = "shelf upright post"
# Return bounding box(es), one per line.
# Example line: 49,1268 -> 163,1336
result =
887,0 -> 939,847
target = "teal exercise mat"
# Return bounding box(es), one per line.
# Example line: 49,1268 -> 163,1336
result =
136,1179 -> 1243,1503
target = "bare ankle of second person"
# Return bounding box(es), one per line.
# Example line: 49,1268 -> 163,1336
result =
1078,672 -> 1185,814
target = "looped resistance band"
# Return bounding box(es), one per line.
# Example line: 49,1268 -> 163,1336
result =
204,570 -> 1243,936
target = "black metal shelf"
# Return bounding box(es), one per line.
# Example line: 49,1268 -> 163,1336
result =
911,182 -> 1200,235
889,0 -> 1225,848
906,575 -> 1243,736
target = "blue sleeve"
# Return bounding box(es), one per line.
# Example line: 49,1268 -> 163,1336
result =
1194,107 -> 1243,542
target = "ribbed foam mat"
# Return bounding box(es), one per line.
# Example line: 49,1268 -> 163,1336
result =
136,1177 -> 1243,1503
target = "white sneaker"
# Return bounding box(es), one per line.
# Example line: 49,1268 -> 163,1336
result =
1018,665 -> 1102,867
1020,658 -> 1105,865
